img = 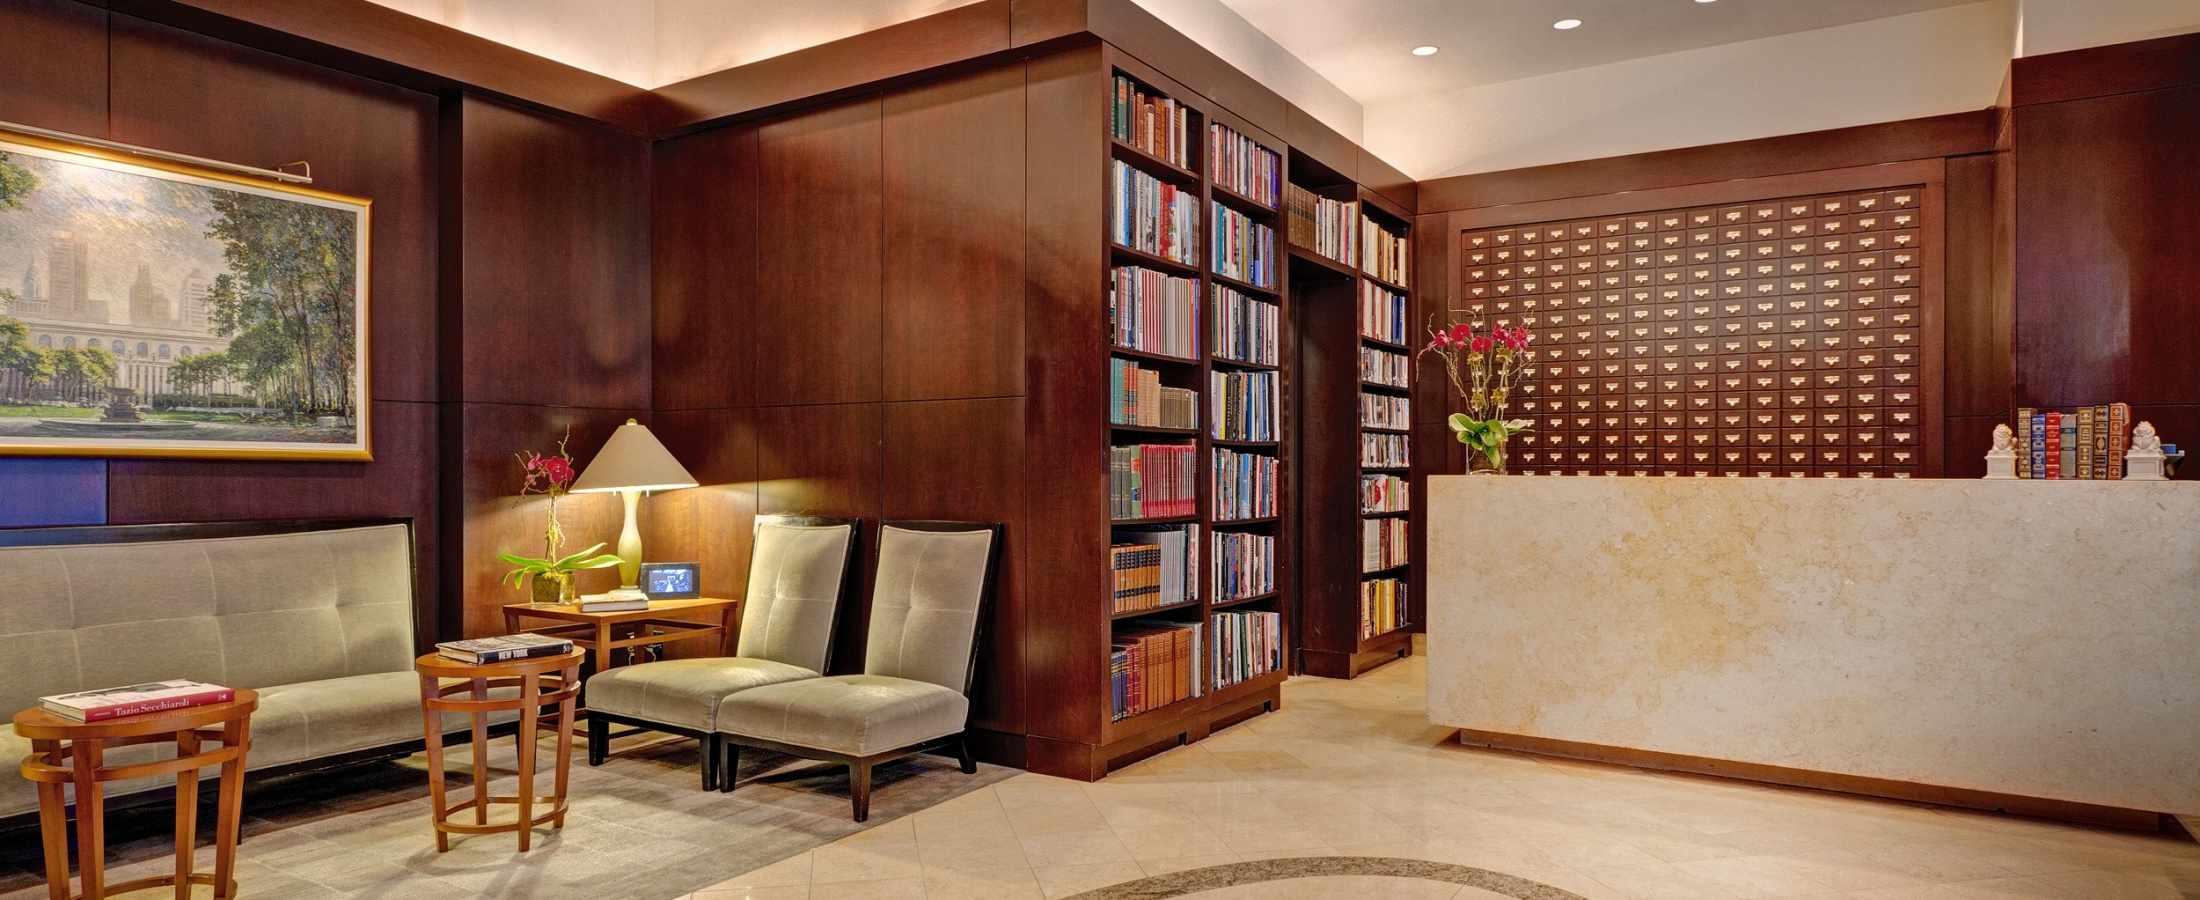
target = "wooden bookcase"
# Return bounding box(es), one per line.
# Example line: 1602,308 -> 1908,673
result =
1294,148 -> 1418,679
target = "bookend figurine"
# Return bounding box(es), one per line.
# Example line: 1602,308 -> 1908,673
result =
2126,421 -> 2168,480
1984,423 -> 2017,479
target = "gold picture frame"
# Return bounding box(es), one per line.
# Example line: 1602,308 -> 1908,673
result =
0,126 -> 371,460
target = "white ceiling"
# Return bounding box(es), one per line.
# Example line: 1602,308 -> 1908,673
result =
1214,0 -> 1985,104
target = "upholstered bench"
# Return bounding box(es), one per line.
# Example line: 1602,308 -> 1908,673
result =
0,520 -> 450,821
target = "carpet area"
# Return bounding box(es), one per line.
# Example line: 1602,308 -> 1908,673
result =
0,728 -> 1016,899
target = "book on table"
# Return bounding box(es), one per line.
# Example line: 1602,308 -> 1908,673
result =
576,591 -> 650,613
40,679 -> 235,722
436,633 -> 575,664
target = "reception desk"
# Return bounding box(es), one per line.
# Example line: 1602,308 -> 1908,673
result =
1427,475 -> 2200,824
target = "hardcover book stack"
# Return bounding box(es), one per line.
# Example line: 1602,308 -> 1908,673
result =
1360,346 -> 1408,388
1210,370 -> 1278,441
1211,287 -> 1279,365
1361,579 -> 1409,638
40,680 -> 235,722
437,633 -> 574,664
1109,359 -> 1198,429
1284,185 -> 1356,265
1211,610 -> 1281,689
1359,280 -> 1409,344
1362,433 -> 1411,468
1208,123 -> 1279,207
1360,392 -> 1410,430
1109,524 -> 1200,614
1211,447 -> 1279,520
2016,404 -> 2132,479
1362,216 -> 1410,286
1361,473 -> 1409,513
1110,162 -> 1198,265
1211,203 -> 1276,288
1110,443 -> 1197,519
1110,74 -> 1189,167
1108,265 -> 1199,357
1111,621 -> 1203,721
1211,530 -> 1274,601
1362,517 -> 1408,571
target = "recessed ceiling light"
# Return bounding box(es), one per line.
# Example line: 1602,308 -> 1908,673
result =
1553,18 -> 1584,30
1411,45 -> 1440,56
1695,0 -> 1717,4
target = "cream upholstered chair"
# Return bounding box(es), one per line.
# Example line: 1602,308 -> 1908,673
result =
713,520 -> 1001,821
584,515 -> 857,789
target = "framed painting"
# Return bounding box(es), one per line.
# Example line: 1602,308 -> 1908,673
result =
0,127 -> 371,460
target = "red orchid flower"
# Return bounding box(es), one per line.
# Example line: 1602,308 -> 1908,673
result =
539,456 -> 575,487
1428,330 -> 1453,351
1469,335 -> 1494,353
1448,322 -> 1476,343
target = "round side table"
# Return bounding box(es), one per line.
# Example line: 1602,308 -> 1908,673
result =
13,690 -> 257,900
414,650 -> 582,852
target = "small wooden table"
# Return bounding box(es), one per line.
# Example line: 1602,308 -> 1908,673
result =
500,596 -> 739,685
15,691 -> 257,900
414,650 -> 582,852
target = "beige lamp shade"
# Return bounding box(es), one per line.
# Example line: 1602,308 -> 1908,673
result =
571,419 -> 699,494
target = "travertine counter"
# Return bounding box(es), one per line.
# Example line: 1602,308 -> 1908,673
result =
1427,475 -> 2200,817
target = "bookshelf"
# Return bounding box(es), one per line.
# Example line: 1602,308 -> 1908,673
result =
1294,151 -> 1418,678
1096,54 -> 1290,770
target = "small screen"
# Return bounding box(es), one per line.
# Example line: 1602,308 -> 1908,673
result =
645,566 -> 696,594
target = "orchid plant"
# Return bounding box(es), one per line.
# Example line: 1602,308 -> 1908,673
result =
498,428 -> 620,600
1420,320 -> 1537,474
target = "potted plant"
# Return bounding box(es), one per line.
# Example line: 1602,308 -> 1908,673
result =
1420,321 -> 1536,474
499,429 -> 621,603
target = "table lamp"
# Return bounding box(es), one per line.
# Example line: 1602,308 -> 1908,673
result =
570,419 -> 698,595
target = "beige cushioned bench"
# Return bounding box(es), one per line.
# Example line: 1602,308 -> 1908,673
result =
0,522 -> 441,818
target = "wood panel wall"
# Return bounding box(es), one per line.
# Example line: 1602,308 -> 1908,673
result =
643,62 -> 1041,764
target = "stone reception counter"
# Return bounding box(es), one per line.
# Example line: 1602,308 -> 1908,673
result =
1426,475 -> 2200,823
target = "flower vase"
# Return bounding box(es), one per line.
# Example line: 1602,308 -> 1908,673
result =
532,573 -> 576,605
1472,439 -> 1509,476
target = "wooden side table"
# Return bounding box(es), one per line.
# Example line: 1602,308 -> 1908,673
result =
501,596 -> 739,698
414,650 -> 581,852
14,691 -> 257,900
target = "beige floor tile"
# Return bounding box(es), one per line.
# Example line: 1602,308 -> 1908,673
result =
1017,827 -> 1136,869
1032,860 -> 1148,898
693,886 -> 814,900
1582,860 -> 1747,900
1672,853 -> 1838,897
806,877 -> 927,899
1135,852 -> 1243,876
808,840 -> 923,885
922,863 -> 1045,900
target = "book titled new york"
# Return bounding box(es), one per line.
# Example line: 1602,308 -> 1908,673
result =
436,633 -> 574,664
41,679 -> 235,722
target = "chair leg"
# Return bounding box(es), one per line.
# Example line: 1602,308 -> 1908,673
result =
587,716 -> 608,767
955,735 -> 977,775
849,760 -> 872,823
719,739 -> 739,794
700,734 -> 719,791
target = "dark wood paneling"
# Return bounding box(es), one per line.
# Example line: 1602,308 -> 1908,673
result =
755,98 -> 884,405
1943,414 -> 1996,478
1358,148 -> 1417,215
1011,0 -> 1091,48
652,125 -> 759,411
455,96 -> 651,409
883,66 -> 1026,402
651,0 -> 1014,135
756,402 -> 884,672
1943,153 -> 2012,419
640,407 -> 760,658
1291,270 -> 1361,664
2014,84 -> 2200,408
0,0 -> 109,135
882,398 -> 1028,737
109,14 -> 441,403
108,0 -> 659,133
1419,111 -> 1997,212
2011,30 -> 2200,108
1283,105 -> 1357,185
450,403 -> 637,639
107,400 -> 440,642
1021,45 -> 1106,748
0,460 -> 107,527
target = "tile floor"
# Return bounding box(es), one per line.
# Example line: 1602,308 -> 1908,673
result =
684,645 -> 2200,899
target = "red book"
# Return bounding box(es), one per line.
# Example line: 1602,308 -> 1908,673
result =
41,680 -> 234,722
2044,412 -> 2063,479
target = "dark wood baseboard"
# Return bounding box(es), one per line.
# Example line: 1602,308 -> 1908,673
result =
1453,728 -> 2176,833
1301,629 -> 1412,680
1024,681 -> 1283,782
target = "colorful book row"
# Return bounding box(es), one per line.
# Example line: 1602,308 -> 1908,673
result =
1110,75 -> 1190,169
1211,370 -> 1278,442
1109,524 -> 1199,615
1361,346 -> 1409,388
1212,448 -> 1280,521
1108,265 -> 1199,358
1109,358 -> 1198,430
1110,443 -> 1197,520
1361,473 -> 1408,514
1362,516 -> 1408,572
1285,185 -> 1356,266
1363,433 -> 1411,468
1211,203 -> 1276,288
1111,621 -> 1202,721
1212,610 -> 1281,690
1359,280 -> 1409,345
1212,286 -> 1280,366
1362,216 -> 1410,286
1209,123 -> 1280,208
1111,161 -> 1199,265
1212,530 -> 1274,603
1360,392 -> 1410,431
2017,404 -> 2131,480
1361,579 -> 1409,639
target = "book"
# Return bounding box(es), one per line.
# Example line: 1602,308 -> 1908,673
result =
436,633 -> 574,665
1110,443 -> 1196,519
577,594 -> 649,612
1211,285 -> 1280,366
1361,578 -> 1409,638
1110,75 -> 1188,168
1361,215 -> 1410,286
1362,516 -> 1408,572
2060,414 -> 2078,478
1110,621 -> 1203,721
1359,391 -> 1410,430
1110,162 -> 1198,266
2044,411 -> 2062,479
1284,184 -> 1356,265
2015,407 -> 2034,479
40,679 -> 234,722
1109,358 -> 1198,429
1361,473 -> 1409,513
2094,403 -> 2111,480
1359,280 -> 1409,345
1360,346 -> 1409,388
1210,202 -> 1276,288
2109,402 -> 2131,479
1208,122 -> 1279,208
1108,265 -> 1199,357
1210,610 -> 1280,689
2077,406 -> 2095,479
1113,524 -> 1200,614
1210,369 -> 1278,441
2031,410 -> 2048,478
1362,432 -> 1411,468
1211,447 -> 1280,521
1211,530 -> 1275,601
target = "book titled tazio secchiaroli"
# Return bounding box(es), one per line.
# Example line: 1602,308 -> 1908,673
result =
435,633 -> 574,664
40,679 -> 235,722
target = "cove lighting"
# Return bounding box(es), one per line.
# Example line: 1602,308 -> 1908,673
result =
1553,18 -> 1583,30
